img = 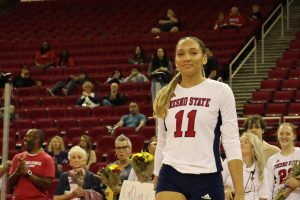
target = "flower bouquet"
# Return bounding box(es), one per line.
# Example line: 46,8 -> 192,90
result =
274,162 -> 300,200
99,164 -> 122,189
68,168 -> 85,187
130,151 -> 154,182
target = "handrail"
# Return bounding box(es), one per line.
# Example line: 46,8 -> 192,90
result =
287,0 -> 295,29
229,36 -> 257,87
261,4 -> 284,63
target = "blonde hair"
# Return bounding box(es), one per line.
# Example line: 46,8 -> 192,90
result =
240,132 -> 265,182
47,135 -> 65,152
153,36 -> 207,118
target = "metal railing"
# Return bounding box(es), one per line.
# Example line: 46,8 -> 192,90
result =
229,36 -> 257,87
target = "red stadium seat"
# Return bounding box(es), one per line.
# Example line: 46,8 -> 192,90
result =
260,79 -> 281,91
288,103 -> 300,116
273,90 -> 295,103
243,103 -> 265,116
265,103 -> 288,116
251,91 -> 273,103
268,68 -> 288,80
281,79 -> 300,90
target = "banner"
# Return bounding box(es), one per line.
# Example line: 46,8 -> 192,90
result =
119,180 -> 155,200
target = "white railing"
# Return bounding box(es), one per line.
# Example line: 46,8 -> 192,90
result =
261,4 -> 284,64
229,36 -> 257,87
286,0 -> 295,29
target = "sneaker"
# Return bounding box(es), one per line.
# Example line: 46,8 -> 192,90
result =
62,88 -> 67,96
47,88 -> 55,96
106,125 -> 113,134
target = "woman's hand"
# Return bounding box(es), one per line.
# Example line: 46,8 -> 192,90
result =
224,186 -> 234,200
71,187 -> 84,198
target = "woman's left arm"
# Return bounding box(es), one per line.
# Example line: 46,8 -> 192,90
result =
86,151 -> 97,170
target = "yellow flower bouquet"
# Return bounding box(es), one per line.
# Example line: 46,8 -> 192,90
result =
130,151 -> 154,182
99,164 -> 122,189
274,162 -> 300,200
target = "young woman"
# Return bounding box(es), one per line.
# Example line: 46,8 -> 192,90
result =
148,47 -> 173,101
78,135 -> 97,170
222,132 -> 268,200
47,136 -> 69,178
153,36 -> 244,200
266,123 -> 300,200
128,46 -> 148,65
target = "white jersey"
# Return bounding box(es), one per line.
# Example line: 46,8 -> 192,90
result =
266,147 -> 300,200
154,79 -> 242,175
222,159 -> 269,200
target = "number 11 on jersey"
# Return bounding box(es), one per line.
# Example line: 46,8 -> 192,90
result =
174,110 -> 197,137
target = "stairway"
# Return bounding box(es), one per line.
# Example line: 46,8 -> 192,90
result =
231,1 -> 300,116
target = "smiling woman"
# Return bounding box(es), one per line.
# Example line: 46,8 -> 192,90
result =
153,37 -> 244,200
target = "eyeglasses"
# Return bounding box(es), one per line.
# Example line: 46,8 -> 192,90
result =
115,146 -> 129,151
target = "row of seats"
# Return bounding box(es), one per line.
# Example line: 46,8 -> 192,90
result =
243,102 -> 300,116
251,90 -> 300,103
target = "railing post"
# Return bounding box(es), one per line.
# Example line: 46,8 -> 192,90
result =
281,5 -> 284,37
261,28 -> 264,64
254,38 -> 257,74
287,0 -> 290,29
229,63 -> 232,88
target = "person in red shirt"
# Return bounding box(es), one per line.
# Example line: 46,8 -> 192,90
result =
34,41 -> 56,69
226,6 -> 246,28
8,129 -> 55,200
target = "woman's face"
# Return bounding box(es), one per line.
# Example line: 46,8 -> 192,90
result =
82,82 -> 93,93
51,138 -> 61,150
278,125 -> 295,148
115,140 -> 131,161
79,137 -> 88,148
175,38 -> 207,78
157,48 -> 164,59
114,70 -> 121,78
135,47 -> 141,55
240,138 -> 253,156
69,152 -> 85,169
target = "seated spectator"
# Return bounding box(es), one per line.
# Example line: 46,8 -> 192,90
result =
53,145 -> 103,200
78,135 -> 97,170
34,41 -> 56,69
128,46 -> 148,65
151,9 -> 181,33
107,102 -> 147,133
204,48 -> 219,80
57,50 -> 75,68
123,68 -> 149,83
248,4 -> 262,22
12,66 -> 41,88
47,136 -> 69,178
47,73 -> 89,96
105,70 -> 124,84
213,11 -> 227,30
0,105 -> 19,121
102,82 -> 126,106
226,6 -> 246,28
76,81 -> 100,108
148,48 -> 173,101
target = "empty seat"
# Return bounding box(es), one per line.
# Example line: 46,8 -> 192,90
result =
251,91 -> 273,103
40,96 -> 62,107
289,69 -> 300,79
138,126 -> 156,140
47,107 -> 70,118
283,116 -> 300,126
97,135 -> 116,153
33,118 -> 55,129
243,103 -> 265,116
25,108 -> 48,120
281,79 -> 300,90
70,107 -> 92,118
265,103 -> 288,116
91,106 -> 114,117
273,90 -> 295,102
260,79 -> 281,91
78,117 -> 102,128
288,103 -> 300,116
268,68 -> 288,80
56,118 -> 78,129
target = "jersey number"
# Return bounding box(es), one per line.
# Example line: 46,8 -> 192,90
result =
174,110 -> 197,137
278,168 -> 292,184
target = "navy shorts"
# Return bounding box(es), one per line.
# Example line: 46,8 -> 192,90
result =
156,164 -> 224,200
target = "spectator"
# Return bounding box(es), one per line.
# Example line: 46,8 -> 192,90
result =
78,135 -> 97,170
222,132 -> 268,200
53,146 -> 103,200
107,134 -> 132,199
0,105 -> 19,121
266,123 -> 300,200
244,115 -> 280,165
128,136 -> 157,182
76,81 -> 100,108
102,82 -> 126,106
213,11 -> 227,30
204,48 -> 218,80
47,136 -> 69,178
34,41 -> 56,69
47,73 -> 89,96
248,4 -> 262,22
123,67 -> 149,83
8,129 -> 55,199
105,70 -> 124,84
226,6 -> 246,28
12,66 -> 41,88
107,102 -> 147,134
57,50 -> 75,68
128,46 -> 148,65
151,9 -> 181,33
148,48 -> 173,101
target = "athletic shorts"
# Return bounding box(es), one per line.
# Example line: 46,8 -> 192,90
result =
156,164 -> 224,200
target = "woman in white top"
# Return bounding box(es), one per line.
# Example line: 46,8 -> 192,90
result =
222,132 -> 268,200
266,123 -> 300,200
